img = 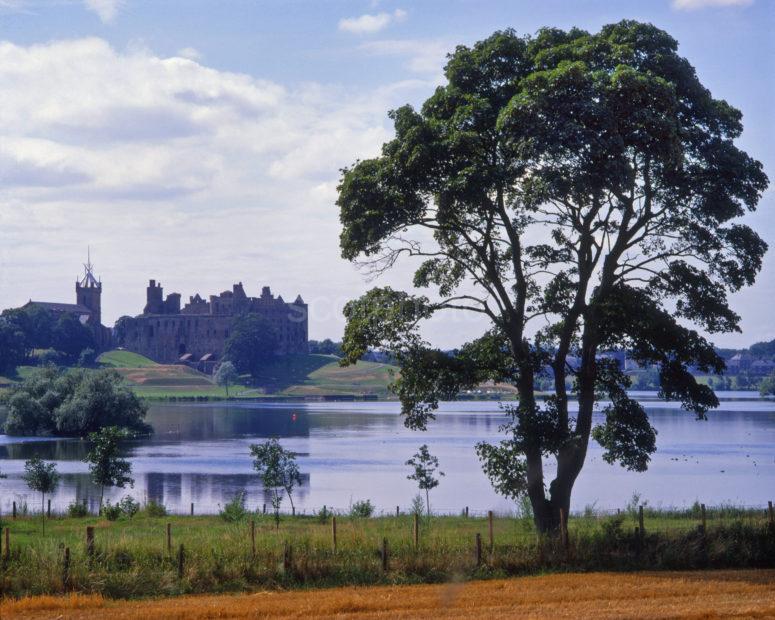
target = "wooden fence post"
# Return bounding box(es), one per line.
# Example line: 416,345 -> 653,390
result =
177,544 -> 185,579
166,523 -> 172,554
381,537 -> 388,572
488,510 -> 494,552
700,503 -> 707,534
396,505 -> 399,517
62,546 -> 70,589
331,516 -> 337,553
413,513 -> 419,549
47,499 -> 51,518
263,503 -> 266,515
190,502 -> 194,516
12,501 -> 16,520
638,505 -> 645,538
475,533 -> 482,566
465,506 -> 469,518
251,519 -> 256,558
282,541 -> 291,575
85,526 -> 94,557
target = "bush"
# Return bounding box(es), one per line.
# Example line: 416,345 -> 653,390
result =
101,501 -> 122,521
410,494 -> 425,517
316,505 -> 333,523
219,491 -> 248,522
143,499 -> 167,517
349,499 -> 375,518
118,495 -> 140,519
66,501 -> 89,517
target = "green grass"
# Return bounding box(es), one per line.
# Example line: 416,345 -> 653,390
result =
0,507 -> 772,599
99,352 -> 399,400
97,350 -> 159,369
252,354 -> 397,397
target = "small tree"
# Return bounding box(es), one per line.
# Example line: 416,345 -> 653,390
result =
215,361 -> 239,397
22,457 -> 59,534
761,373 -> 775,397
406,444 -> 444,517
85,426 -> 134,509
250,438 -> 301,528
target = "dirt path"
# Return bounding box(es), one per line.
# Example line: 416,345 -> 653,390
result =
3,570 -> 775,619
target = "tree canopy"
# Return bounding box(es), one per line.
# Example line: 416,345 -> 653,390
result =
335,21 -> 768,531
223,313 -> 278,377
1,367 -> 151,437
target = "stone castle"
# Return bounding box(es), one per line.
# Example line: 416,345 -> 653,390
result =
122,280 -> 308,365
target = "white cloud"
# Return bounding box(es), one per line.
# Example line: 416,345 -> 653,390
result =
84,0 -> 123,23
672,0 -> 753,9
338,9 -> 407,35
0,37 -> 450,341
177,47 -> 202,61
359,39 -> 449,76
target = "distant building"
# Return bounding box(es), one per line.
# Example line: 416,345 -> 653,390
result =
23,253 -> 112,349
122,280 -> 308,367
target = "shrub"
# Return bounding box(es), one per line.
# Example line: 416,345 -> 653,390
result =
143,499 -> 167,517
349,499 -> 375,518
410,494 -> 425,517
316,505 -> 333,523
66,501 -> 89,517
101,501 -> 122,521
118,495 -> 140,519
219,492 -> 248,522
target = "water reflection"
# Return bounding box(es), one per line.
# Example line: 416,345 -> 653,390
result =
0,400 -> 773,514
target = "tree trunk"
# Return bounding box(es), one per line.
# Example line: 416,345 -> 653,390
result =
425,489 -> 430,518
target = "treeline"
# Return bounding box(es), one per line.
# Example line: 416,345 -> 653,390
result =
0,306 -> 96,373
1,366 -> 151,437
717,338 -> 775,360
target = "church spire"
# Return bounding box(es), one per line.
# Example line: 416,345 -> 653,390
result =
79,247 -> 100,288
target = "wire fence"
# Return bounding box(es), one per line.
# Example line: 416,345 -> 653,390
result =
2,496 -> 773,534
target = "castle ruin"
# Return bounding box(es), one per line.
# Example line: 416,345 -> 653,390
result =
122,280 -> 308,365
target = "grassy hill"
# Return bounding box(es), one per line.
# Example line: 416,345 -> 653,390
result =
95,350 -> 397,399
252,354 -> 396,397
97,350 -> 159,368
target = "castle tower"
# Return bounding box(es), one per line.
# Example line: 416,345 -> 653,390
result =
144,279 -> 164,314
75,248 -> 102,325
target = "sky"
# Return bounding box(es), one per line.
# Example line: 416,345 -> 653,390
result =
0,0 -> 772,349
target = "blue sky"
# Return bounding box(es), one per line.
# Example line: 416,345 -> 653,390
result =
0,0 -> 772,348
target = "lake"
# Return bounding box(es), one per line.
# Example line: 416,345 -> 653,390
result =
1,396 -> 774,515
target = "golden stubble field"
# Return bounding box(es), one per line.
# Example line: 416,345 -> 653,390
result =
2,569 -> 775,619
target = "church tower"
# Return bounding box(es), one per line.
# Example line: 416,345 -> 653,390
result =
75,248 -> 102,325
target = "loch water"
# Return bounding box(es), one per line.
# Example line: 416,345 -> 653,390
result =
1,396 -> 774,515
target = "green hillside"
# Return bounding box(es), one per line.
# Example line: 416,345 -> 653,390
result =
94,350 -> 397,399
98,350 -> 159,368
252,354 -> 397,397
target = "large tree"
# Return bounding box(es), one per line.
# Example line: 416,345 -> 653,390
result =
223,313 -> 278,378
336,22 -> 768,532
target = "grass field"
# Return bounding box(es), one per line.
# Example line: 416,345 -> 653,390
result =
96,350 -> 159,368
0,507 -> 772,600
95,351 -> 397,399
3,570 -> 774,619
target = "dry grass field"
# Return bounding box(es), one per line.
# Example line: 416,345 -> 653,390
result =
2,570 -> 774,619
